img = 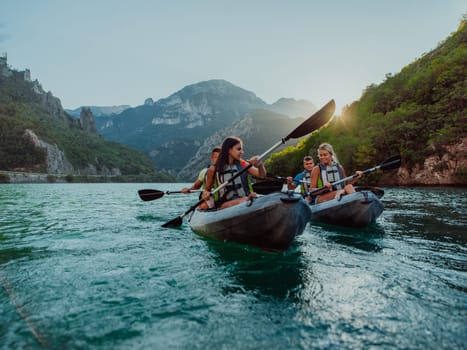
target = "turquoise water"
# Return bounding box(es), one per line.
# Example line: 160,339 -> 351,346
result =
1,183 -> 466,349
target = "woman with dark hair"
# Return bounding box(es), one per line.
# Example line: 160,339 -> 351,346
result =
202,136 -> 266,209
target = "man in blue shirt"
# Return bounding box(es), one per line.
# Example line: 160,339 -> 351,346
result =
286,156 -> 315,194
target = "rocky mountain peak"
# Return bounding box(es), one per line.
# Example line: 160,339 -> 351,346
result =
80,107 -> 97,134
160,80 -> 265,109
148,79 -> 267,129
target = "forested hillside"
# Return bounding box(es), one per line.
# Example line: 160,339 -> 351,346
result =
267,18 -> 466,186
0,62 -> 173,182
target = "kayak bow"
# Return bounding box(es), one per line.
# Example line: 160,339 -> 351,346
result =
188,192 -> 311,250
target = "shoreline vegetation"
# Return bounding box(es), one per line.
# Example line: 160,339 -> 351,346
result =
0,170 -> 465,187
0,170 -> 172,184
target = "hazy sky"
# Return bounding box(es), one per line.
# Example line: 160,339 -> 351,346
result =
1,0 -> 465,113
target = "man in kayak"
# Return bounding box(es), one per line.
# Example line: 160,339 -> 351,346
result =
310,142 -> 362,203
286,156 -> 315,195
181,146 -> 221,194
202,136 -> 266,209
181,146 -> 221,210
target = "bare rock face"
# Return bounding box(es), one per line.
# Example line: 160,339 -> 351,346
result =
25,129 -> 74,174
80,107 -> 98,134
24,129 -> 122,176
34,86 -> 81,128
384,137 -> 467,186
41,91 -> 68,121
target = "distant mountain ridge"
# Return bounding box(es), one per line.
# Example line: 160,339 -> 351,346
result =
93,79 -> 316,179
98,79 -> 266,137
66,105 -> 131,118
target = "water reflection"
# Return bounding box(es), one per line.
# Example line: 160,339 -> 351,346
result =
309,222 -> 385,252
204,238 -> 310,300
384,187 -> 467,244
0,247 -> 37,265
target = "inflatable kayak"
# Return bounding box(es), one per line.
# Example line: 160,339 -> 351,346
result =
310,189 -> 384,228
188,192 -> 311,250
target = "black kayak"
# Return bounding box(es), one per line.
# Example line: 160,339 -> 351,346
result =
188,192 -> 311,251
310,188 -> 384,228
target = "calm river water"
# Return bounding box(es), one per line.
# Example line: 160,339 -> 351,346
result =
0,183 -> 466,349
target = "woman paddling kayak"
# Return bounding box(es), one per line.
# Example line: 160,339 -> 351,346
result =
202,136 -> 267,209
310,142 -> 363,203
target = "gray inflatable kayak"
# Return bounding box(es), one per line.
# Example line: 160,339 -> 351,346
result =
310,189 -> 384,228
188,192 -> 311,250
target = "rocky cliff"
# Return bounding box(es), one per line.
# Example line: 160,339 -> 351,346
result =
24,129 -> 74,174
80,107 -> 98,134
382,137 -> 467,186
0,56 -> 163,180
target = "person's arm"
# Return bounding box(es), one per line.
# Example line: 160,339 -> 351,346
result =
245,157 -> 266,179
310,166 -> 321,190
202,165 -> 216,200
181,179 -> 202,193
286,176 -> 297,190
293,173 -> 303,187
287,173 -> 302,190
345,167 -> 363,185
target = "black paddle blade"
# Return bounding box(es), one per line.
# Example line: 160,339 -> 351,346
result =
284,99 -> 335,141
138,189 -> 164,201
161,216 -> 183,228
380,155 -> 401,170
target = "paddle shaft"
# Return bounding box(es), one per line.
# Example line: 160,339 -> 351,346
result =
266,173 -> 287,182
327,157 -> 401,188
166,189 -> 202,195
138,188 -> 203,201
309,156 -> 401,195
